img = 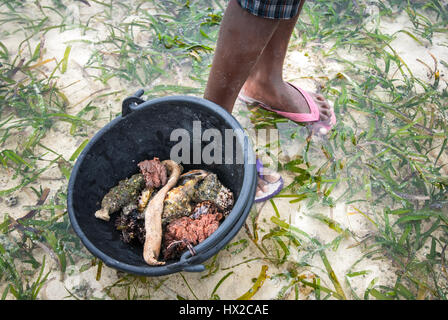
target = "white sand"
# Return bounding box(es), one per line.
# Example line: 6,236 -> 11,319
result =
1,0 -> 447,300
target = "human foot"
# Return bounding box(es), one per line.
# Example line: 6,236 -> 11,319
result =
240,80 -> 334,126
255,159 -> 284,203
256,170 -> 281,196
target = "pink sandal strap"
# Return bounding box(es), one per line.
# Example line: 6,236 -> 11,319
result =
238,83 -> 336,132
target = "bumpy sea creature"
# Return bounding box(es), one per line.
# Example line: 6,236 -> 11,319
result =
115,209 -> 145,245
162,212 -> 223,260
143,160 -> 182,266
193,173 -> 234,214
122,202 -> 138,215
161,170 -> 210,225
137,188 -> 153,212
95,173 -> 146,221
191,201 -> 219,219
138,157 -> 167,189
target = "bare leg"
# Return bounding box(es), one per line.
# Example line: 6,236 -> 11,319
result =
204,0 -> 280,113
204,0 -> 333,197
241,1 -> 332,121
203,0 -> 281,196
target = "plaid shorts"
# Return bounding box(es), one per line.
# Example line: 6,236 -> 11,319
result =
237,0 -> 304,19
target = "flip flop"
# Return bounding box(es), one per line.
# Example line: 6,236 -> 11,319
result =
254,158 -> 284,203
238,82 -> 336,135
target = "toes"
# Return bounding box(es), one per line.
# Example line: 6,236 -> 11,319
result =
315,93 -> 325,102
307,91 -> 333,122
321,108 -> 333,119
263,173 -> 280,184
259,168 -> 281,183
257,178 -> 268,192
313,95 -> 332,120
256,179 -> 269,196
313,94 -> 330,110
321,102 -> 330,110
319,113 -> 328,122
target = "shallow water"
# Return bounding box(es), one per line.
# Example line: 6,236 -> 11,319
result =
1,0 -> 447,300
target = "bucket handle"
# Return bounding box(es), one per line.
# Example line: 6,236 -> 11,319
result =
164,253 -> 206,273
122,89 -> 145,117
182,264 -> 206,273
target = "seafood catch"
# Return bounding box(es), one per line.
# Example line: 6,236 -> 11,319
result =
193,173 -> 234,214
143,160 -> 182,265
115,209 -> 145,244
191,201 -> 219,219
137,188 -> 153,212
162,170 -> 234,224
95,157 -> 235,265
161,170 -> 210,225
95,173 -> 146,221
138,157 -> 167,189
162,212 -> 223,260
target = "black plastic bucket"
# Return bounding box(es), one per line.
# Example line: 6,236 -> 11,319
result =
67,90 -> 257,276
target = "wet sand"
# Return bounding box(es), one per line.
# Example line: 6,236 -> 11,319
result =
1,0 -> 447,299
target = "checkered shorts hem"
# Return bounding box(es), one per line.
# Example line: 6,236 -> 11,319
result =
237,0 -> 303,19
